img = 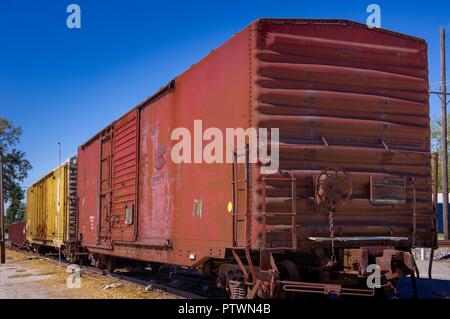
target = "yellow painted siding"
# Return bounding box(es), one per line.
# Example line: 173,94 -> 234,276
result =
26,163 -> 69,248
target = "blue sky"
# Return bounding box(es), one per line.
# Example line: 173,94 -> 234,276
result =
1,0 -> 449,188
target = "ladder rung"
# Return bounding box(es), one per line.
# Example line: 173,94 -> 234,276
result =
262,212 -> 296,216
266,225 -> 293,232
262,177 -> 296,182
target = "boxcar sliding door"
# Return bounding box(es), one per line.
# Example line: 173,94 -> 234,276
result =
111,110 -> 138,243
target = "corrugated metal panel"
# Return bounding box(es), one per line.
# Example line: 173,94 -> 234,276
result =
9,222 -> 26,246
111,110 -> 137,241
78,111 -> 138,248
25,159 -> 73,248
251,19 -> 432,249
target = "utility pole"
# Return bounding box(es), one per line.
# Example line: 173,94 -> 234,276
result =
441,27 -> 449,240
0,151 -> 5,264
57,142 -> 61,266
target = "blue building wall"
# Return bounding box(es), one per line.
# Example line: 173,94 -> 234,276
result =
437,203 -> 450,234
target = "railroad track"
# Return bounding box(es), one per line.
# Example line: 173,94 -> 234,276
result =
8,246 -> 223,299
109,272 -> 209,299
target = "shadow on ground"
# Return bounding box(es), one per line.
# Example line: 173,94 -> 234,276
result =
397,278 -> 450,299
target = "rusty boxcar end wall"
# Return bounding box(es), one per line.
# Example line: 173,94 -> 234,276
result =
76,19 -> 433,269
249,19 -> 431,250
8,222 -> 26,247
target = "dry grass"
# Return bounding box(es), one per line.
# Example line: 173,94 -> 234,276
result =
3,248 -> 176,299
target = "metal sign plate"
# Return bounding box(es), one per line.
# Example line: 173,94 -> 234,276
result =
370,176 -> 406,205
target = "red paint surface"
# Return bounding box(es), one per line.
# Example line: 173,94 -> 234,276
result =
251,20 -> 430,249
111,110 -> 137,242
77,138 -> 101,247
9,222 -> 26,247
77,19 -> 433,266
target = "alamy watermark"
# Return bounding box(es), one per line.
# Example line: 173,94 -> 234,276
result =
65,4 -> 381,31
171,120 -> 280,174
66,264 -> 82,289
366,264 -> 381,289
66,4 -> 81,29
366,4 -> 381,29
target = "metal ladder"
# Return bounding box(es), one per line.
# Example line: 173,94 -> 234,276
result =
231,147 -> 250,249
230,146 -> 259,285
261,173 -> 297,251
230,146 -> 298,284
67,157 -> 78,241
230,147 -> 298,251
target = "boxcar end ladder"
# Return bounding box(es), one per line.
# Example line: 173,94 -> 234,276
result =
230,146 -> 298,282
261,174 -> 297,252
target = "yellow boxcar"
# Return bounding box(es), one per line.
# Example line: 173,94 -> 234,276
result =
26,156 -> 78,258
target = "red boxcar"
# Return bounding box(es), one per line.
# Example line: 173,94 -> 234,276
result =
9,222 -> 26,247
77,19 -> 433,298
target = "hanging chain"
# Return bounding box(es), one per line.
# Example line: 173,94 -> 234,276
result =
328,208 -> 337,265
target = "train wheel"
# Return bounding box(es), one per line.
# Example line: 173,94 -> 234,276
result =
106,256 -> 116,273
35,245 -> 46,255
95,255 -> 116,273
146,262 -> 161,275
273,260 -> 301,299
199,259 -> 220,279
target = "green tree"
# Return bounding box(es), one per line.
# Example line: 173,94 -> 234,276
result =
431,115 -> 450,153
0,118 -> 32,230
431,116 -> 450,192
